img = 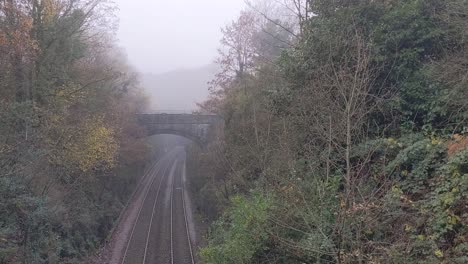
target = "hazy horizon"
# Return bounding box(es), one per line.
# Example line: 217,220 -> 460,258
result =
141,63 -> 218,111
114,0 -> 245,75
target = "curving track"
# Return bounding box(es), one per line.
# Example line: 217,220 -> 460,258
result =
115,147 -> 196,264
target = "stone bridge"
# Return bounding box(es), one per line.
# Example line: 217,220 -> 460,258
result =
137,112 -> 224,145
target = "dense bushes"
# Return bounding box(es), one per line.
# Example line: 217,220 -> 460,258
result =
0,155 -> 151,263
192,0 -> 468,263
201,193 -> 273,264
0,1 -> 151,263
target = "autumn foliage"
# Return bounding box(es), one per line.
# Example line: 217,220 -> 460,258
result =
0,1 -> 150,262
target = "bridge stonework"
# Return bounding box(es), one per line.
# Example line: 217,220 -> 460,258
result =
137,113 -> 224,145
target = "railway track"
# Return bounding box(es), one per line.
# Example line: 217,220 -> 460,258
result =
108,154 -> 167,241
119,148 -> 195,264
171,158 -> 195,264
121,153 -> 176,264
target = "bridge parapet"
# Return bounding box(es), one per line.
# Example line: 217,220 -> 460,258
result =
138,113 -> 222,125
137,113 -> 223,145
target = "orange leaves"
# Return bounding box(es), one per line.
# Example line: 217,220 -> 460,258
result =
448,134 -> 468,157
0,30 -> 6,46
0,1 -> 38,58
43,0 -> 63,24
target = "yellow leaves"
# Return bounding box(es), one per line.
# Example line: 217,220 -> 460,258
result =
431,135 -> 442,145
441,192 -> 455,206
49,114 -> 63,123
445,210 -> 460,226
56,90 -> 66,97
447,215 -> 459,225
43,0 -> 63,24
54,83 -> 88,105
386,137 -> 402,149
391,185 -> 403,195
76,121 -> 119,172
0,143 -> 13,155
55,116 -> 119,173
434,249 -> 444,258
404,224 -> 413,232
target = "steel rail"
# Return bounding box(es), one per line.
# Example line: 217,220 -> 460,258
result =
169,160 -> 177,264
143,155 -> 178,264
120,154 -> 174,264
106,158 -> 159,243
181,158 -> 196,264
170,157 -> 195,264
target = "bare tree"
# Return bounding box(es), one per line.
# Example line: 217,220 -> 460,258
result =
245,0 -> 312,38
210,10 -> 259,92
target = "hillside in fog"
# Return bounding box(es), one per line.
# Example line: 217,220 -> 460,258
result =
141,64 -> 218,111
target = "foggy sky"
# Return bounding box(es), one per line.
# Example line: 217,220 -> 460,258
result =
114,0 -> 245,74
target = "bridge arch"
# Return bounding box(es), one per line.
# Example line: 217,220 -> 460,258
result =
137,113 -> 223,146
145,129 -> 206,146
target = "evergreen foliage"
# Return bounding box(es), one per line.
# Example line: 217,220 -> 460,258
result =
193,0 -> 468,263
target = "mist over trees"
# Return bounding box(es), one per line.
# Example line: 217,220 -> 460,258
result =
0,0 -> 151,262
141,64 -> 218,111
190,0 -> 468,263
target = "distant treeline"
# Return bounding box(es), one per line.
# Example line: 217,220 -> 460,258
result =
189,0 -> 468,263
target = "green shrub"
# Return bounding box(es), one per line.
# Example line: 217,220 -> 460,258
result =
201,193 -> 272,264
